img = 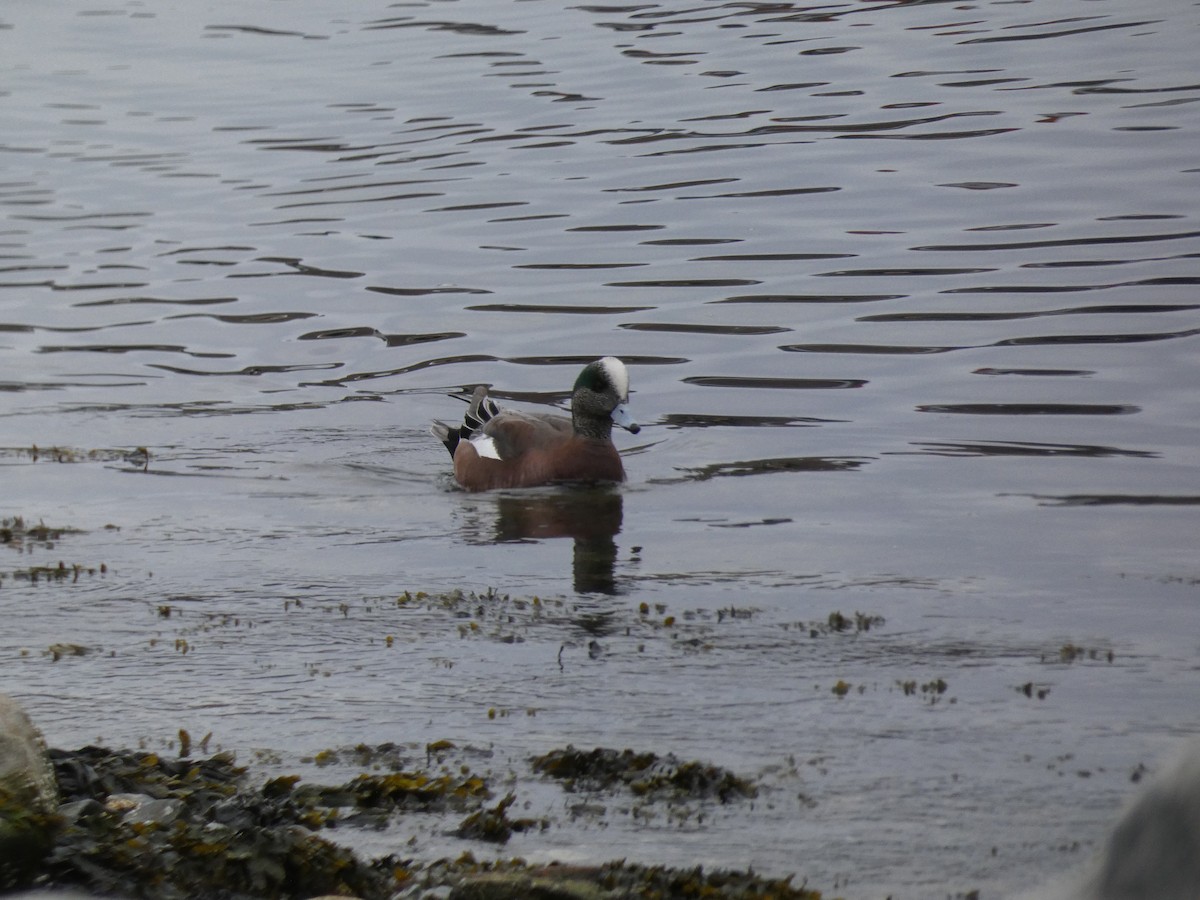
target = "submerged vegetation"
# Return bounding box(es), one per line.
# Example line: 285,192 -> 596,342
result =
0,445 -> 149,470
1,516 -> 88,552
0,516 -> 107,589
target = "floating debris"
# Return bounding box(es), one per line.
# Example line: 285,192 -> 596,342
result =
1020,682 -> 1051,700
897,678 -> 950,704
1048,642 -> 1115,664
45,644 -> 90,662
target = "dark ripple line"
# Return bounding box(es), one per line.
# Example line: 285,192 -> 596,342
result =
918,403 -> 1138,416
715,294 -> 904,304
973,367 -> 1094,377
900,441 -> 1156,459
303,354 -> 500,387
942,277 -> 1200,294
569,224 -> 665,233
818,267 -> 994,277
513,262 -> 648,270
149,362 -> 343,377
780,326 -> 1199,355
504,354 -> 686,368
781,343 -> 961,355
0,264 -> 68,274
1024,494 -> 1200,507
273,191 -> 444,210
2,320 -> 155,334
206,24 -> 314,38
298,327 -> 464,348
253,257 -> 364,279
72,296 -> 238,308
8,212 -> 151,222
859,303 -> 1200,322
607,278 -> 761,288
37,344 -> 234,358
916,229 -> 1200,251
39,281 -> 151,291
660,456 -> 868,484
605,177 -> 738,193
604,111 -> 1008,145
994,327 -> 1200,346
0,381 -> 146,393
620,323 -> 791,336
368,285 -> 491,296
364,19 -> 524,37
841,127 -> 1021,141
1077,82 -> 1200,95
661,414 -> 833,429
466,303 -> 653,314
166,312 -> 319,325
156,245 -> 256,257
683,186 -> 842,199
262,178 -> 462,198
959,18 -> 1160,44
692,252 -> 853,262
426,201 -> 527,212
684,376 -> 866,390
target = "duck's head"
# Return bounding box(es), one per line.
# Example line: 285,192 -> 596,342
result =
573,356 -> 640,435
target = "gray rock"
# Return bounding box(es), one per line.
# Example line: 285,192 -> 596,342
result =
1013,740 -> 1200,900
108,794 -> 184,827
57,798 -> 105,824
0,694 -> 59,888
1084,744 -> 1200,900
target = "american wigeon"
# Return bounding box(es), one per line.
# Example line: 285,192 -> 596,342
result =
431,357 -> 640,491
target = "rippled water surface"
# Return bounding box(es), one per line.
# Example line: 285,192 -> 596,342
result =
3,1 -> 1199,896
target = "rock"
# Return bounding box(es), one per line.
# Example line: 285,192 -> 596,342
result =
104,793 -> 184,826
1083,742 -> 1200,900
1015,740 -> 1200,900
0,694 -> 59,888
56,799 -> 104,824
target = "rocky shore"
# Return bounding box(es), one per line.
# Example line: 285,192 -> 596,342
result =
1,695 -> 822,899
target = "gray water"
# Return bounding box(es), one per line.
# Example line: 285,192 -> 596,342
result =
2,0 -> 1199,897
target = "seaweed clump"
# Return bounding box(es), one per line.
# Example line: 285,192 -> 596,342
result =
285,768 -> 492,830
453,793 -> 546,844
530,746 -> 757,803
42,746 -> 405,899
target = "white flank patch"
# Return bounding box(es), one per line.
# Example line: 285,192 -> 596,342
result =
598,356 -> 629,399
469,433 -> 502,460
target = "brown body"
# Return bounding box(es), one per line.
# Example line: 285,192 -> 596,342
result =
452,411 -> 625,491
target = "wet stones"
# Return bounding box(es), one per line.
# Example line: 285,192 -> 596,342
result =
17,734 -> 825,899
43,746 -> 394,899
0,695 -> 59,889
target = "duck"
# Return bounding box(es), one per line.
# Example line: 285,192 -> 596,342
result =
431,357 -> 640,491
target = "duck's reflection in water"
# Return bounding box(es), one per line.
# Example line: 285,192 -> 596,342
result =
488,487 -> 626,594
